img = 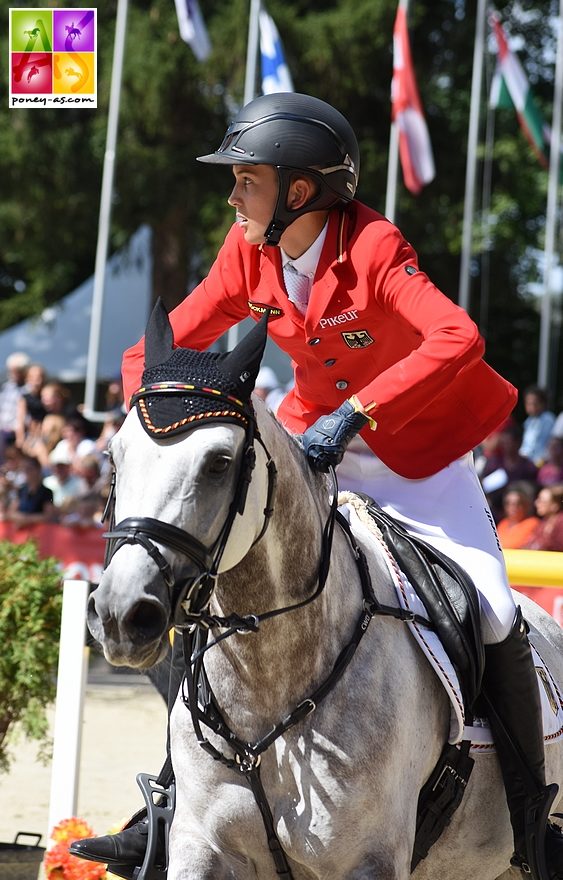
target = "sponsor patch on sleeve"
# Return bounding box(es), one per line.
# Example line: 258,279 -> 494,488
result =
248,301 -> 284,319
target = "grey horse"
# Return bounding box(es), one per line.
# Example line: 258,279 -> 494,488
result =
87,313 -> 563,880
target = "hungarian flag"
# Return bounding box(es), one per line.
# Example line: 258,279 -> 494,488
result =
391,2 -> 435,194
490,12 -> 549,168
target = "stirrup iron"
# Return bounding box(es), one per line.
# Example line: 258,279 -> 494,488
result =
114,772 -> 175,880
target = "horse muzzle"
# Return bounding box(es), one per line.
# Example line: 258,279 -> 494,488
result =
87,579 -> 170,669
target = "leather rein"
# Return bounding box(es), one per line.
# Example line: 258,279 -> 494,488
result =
101,387 -> 421,879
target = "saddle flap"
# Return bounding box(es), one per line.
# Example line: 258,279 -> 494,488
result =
355,494 -> 485,712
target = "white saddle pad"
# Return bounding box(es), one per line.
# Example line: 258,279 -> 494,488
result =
339,492 -> 563,751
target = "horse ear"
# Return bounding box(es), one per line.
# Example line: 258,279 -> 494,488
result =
223,312 -> 269,398
144,297 -> 175,369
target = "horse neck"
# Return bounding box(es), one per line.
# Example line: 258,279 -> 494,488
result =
206,406 -> 363,735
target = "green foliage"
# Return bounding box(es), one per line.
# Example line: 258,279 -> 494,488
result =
0,540 -> 62,771
0,0 -> 561,395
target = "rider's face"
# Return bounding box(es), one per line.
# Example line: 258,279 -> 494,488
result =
228,165 -> 278,245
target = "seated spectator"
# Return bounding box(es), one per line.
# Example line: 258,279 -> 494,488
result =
0,352 -> 30,450
6,454 -> 55,526
553,407 -> 563,440
524,484 -> 563,551
519,385 -> 556,466
0,445 -> 26,519
480,424 -> 538,521
95,410 -> 125,458
60,490 -> 105,528
50,414 -> 98,468
537,436 -> 563,487
73,453 -> 104,493
496,482 -> 540,550
43,446 -> 88,512
104,379 -> 125,413
14,363 -> 46,449
21,380 -> 74,469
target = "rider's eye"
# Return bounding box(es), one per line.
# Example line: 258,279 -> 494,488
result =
208,455 -> 232,476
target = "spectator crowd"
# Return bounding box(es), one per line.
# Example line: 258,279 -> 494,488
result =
0,352 -> 124,529
0,353 -> 561,553
475,385 -> 563,552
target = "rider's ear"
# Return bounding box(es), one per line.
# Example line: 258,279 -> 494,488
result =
144,297 -> 175,368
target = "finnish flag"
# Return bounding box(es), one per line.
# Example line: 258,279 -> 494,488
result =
259,10 -> 294,94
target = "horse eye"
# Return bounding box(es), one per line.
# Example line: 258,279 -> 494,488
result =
208,454 -> 232,476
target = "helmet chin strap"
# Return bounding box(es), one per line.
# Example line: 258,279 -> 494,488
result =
263,166 -> 337,247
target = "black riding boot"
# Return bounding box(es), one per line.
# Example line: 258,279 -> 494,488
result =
483,607 -> 563,879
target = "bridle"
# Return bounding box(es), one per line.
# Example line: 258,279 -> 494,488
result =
100,382 -> 422,880
103,382 -> 278,626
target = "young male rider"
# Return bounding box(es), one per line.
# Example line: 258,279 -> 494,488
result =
73,92 -> 563,879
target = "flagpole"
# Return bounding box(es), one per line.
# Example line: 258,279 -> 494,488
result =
83,0 -> 128,418
537,0 -> 563,391
226,0 -> 261,352
244,0 -> 261,105
385,0 -> 408,223
458,0 -> 487,313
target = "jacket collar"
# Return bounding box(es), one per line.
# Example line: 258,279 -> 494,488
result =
258,204 -> 353,326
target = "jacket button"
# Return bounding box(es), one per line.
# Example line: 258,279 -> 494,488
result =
336,380 -> 349,390
324,358 -> 337,367
308,337 -> 321,346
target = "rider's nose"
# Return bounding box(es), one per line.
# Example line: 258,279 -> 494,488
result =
227,185 -> 240,207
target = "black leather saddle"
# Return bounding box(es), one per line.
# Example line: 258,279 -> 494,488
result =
356,493 -> 485,712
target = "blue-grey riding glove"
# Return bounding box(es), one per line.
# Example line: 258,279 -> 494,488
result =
302,399 -> 371,472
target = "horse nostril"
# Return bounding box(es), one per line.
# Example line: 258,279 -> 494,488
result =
125,600 -> 168,642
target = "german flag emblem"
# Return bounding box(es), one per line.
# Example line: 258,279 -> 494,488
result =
342,330 -> 374,349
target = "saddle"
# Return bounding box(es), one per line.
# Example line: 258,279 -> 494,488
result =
356,495 -> 484,871
356,493 -> 485,712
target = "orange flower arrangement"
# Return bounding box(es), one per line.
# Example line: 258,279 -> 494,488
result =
44,818 -> 108,880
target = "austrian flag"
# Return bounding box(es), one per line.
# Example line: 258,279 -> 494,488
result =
391,3 -> 435,194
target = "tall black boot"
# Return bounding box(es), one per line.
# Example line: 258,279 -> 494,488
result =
483,607 -> 563,879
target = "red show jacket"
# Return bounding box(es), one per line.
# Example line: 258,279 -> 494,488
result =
122,201 -> 517,479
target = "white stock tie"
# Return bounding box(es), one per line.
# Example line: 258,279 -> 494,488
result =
283,262 -> 310,315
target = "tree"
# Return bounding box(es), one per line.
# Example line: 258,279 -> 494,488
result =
0,0 -> 560,403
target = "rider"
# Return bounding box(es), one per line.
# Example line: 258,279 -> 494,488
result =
72,92 -> 563,879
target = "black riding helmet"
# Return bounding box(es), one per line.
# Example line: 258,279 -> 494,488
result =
197,92 -> 360,246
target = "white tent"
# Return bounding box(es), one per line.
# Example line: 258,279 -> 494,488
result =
0,226 -> 152,382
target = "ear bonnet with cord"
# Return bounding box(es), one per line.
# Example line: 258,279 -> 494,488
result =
196,92 -> 360,247
130,298 -> 269,437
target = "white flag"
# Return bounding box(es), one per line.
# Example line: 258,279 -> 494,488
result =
174,0 -> 211,62
259,10 -> 293,95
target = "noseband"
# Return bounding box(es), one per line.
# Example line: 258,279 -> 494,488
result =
103,382 -> 277,624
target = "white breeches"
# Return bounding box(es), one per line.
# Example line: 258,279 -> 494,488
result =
337,442 -> 516,644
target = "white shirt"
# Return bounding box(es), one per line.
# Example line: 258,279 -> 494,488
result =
280,220 -> 329,306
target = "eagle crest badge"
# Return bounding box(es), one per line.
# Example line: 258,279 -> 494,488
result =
342,330 -> 374,349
